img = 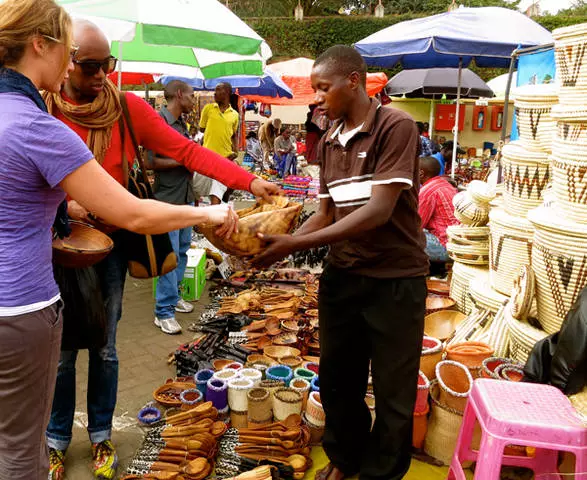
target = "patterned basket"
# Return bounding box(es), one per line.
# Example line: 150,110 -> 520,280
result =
551,153 -> 587,223
468,180 -> 496,205
453,191 -> 490,227
489,207 -> 534,296
469,276 -> 508,314
272,387 -> 302,421
446,225 -> 490,245
447,241 -> 489,266
501,142 -> 551,217
512,84 -> 558,152
450,263 -> 489,314
554,23 -> 587,106
504,304 -> 548,364
528,206 -> 587,334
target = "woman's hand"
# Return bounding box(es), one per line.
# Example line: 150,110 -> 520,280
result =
67,200 -> 90,222
202,204 -> 239,239
250,178 -> 282,203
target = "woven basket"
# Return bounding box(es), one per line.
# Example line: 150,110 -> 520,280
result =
420,336 -> 443,380
554,23 -> 587,104
481,357 -> 513,379
415,371 -> 431,414
468,180 -> 497,205
227,377 -> 254,412
453,191 -> 490,226
448,309 -> 492,347
272,387 -> 303,421
501,142 -> 551,217
306,391 -> 325,427
247,387 -> 272,425
436,360 -> 473,413
469,276 -> 508,314
450,263 -> 489,314
512,84 -> 558,152
528,206 -> 587,334
424,381 -> 473,466
412,404 -> 430,450
230,410 -> 249,429
482,303 -> 511,358
239,368 -> 263,386
504,306 -> 548,364
447,241 -> 489,266
489,208 -> 534,296
552,119 -> 587,158
446,341 -> 494,369
551,153 -> 587,223
446,225 -> 490,245
290,378 -> 311,410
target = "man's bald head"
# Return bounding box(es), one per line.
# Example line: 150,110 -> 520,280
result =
72,19 -> 110,54
64,19 -> 114,103
420,156 -> 441,183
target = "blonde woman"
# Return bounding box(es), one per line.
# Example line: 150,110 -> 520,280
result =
0,1 -> 277,478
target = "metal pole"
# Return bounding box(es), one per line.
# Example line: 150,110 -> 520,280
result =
117,41 -> 123,90
451,57 -> 463,179
429,97 -> 435,138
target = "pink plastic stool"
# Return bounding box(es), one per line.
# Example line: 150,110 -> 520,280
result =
448,379 -> 587,480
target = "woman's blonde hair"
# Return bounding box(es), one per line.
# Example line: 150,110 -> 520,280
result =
0,0 -> 72,67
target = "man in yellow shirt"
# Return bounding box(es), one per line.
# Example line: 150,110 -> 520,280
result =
199,83 -> 239,204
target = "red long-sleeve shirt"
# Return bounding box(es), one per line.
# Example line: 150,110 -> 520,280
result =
51,92 -> 255,190
418,176 -> 459,246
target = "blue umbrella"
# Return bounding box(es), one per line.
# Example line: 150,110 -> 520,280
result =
160,69 -> 293,98
355,7 -> 553,175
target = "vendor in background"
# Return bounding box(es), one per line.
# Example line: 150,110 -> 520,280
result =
274,127 -> 297,178
43,21 -> 278,480
418,156 -> 458,263
417,121 -> 433,157
253,46 -> 428,480
432,139 -> 464,176
244,130 -> 264,172
258,117 -> 282,169
189,125 -> 204,144
296,132 -> 307,157
305,104 -> 328,164
146,80 -> 197,335
199,82 -> 239,204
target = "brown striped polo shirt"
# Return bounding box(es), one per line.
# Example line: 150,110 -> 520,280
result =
317,98 -> 428,278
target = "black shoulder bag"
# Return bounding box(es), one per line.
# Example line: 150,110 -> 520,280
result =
118,93 -> 178,278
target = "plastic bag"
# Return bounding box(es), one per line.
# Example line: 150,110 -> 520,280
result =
260,103 -> 272,118
53,263 -> 107,351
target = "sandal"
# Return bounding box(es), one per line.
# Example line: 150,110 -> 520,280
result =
315,463 -> 346,480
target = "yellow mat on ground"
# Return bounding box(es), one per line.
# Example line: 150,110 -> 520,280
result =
307,447 -> 473,480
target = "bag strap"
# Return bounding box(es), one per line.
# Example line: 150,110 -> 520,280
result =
117,116 -> 129,189
119,92 -> 150,187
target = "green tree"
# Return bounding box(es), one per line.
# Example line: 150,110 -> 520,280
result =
385,0 -> 519,14
228,0 -> 367,16
559,0 -> 587,16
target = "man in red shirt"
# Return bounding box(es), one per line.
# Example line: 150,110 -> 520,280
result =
418,156 -> 458,262
44,20 -> 279,480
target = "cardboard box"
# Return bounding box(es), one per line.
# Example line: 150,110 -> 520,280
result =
153,248 -> 206,302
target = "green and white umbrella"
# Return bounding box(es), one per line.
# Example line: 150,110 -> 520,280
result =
58,0 -> 272,78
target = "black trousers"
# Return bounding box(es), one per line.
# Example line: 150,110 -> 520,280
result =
318,265 -> 426,480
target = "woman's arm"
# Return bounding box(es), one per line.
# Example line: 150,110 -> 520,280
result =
60,160 -> 238,237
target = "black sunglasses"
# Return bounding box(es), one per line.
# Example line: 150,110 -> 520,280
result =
73,56 -> 118,76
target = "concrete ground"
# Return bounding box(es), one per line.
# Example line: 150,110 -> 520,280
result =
61,275 -> 205,479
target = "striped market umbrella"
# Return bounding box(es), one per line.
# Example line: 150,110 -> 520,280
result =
58,0 -> 272,79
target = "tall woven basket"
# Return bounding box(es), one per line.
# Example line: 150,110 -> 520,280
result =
513,85 -> 558,153
501,142 -> 551,217
554,23 -> 587,107
504,304 -> 548,364
469,276 -> 508,315
528,206 -> 587,334
489,208 -> 534,296
450,263 -> 489,315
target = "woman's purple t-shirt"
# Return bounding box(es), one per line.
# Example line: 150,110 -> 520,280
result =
0,93 -> 94,309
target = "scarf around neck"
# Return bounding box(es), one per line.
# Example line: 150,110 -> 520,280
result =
0,67 -> 48,112
43,78 -> 122,165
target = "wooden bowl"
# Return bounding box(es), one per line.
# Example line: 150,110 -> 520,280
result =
264,345 -> 302,361
280,356 -> 303,369
52,221 -> 113,268
426,278 -> 450,296
273,332 -> 298,346
426,295 -> 456,314
424,311 -> 467,341
199,196 -> 302,256
212,359 -> 233,371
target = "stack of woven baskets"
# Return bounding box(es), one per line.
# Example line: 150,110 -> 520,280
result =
521,23 -> 587,339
